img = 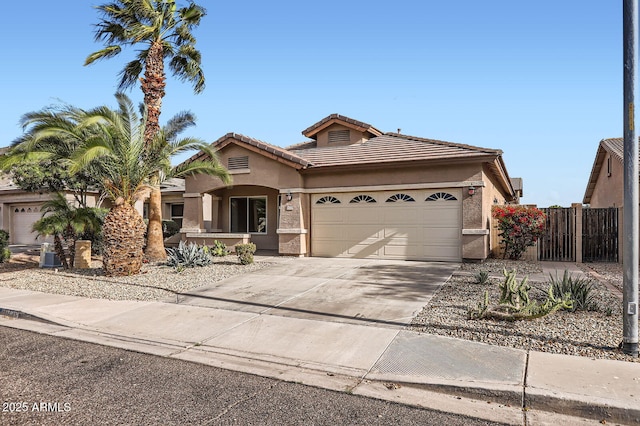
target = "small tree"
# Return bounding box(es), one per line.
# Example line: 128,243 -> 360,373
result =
492,205 -> 546,260
32,193 -> 105,269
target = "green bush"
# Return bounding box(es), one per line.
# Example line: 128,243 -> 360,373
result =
235,243 -> 256,265
166,241 -> 212,271
209,240 -> 229,257
0,230 -> 10,263
549,270 -> 597,312
162,220 -> 180,238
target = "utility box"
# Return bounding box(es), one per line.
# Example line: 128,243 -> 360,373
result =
40,243 -> 62,268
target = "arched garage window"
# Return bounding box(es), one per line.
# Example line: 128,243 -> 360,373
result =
426,192 -> 458,201
385,193 -> 415,202
349,195 -> 376,203
316,196 -> 341,204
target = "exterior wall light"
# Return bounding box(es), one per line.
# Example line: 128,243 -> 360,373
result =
468,186 -> 476,196
286,191 -> 293,201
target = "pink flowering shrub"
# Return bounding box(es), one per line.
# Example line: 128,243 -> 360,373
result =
492,206 -> 546,260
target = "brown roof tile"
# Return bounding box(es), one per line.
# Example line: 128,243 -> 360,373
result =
290,132 -> 501,168
184,133 -> 313,168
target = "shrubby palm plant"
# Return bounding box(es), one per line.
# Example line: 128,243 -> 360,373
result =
32,193 -> 105,269
86,0 -> 207,261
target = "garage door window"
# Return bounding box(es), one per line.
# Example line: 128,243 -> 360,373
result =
426,192 -> 458,201
349,195 -> 376,203
230,197 -> 267,233
316,196 -> 341,204
385,193 -> 415,202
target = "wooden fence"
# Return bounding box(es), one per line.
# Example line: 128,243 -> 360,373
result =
491,204 -> 620,263
538,207 -> 576,262
582,207 -> 619,262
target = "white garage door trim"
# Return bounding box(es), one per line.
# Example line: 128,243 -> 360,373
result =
311,189 -> 462,261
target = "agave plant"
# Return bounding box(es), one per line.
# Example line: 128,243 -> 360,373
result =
166,241 -> 212,271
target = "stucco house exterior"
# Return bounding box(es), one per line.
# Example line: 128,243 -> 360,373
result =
178,114 -> 519,262
583,138 -> 624,207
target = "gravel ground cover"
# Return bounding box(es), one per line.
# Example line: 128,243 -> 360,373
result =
0,255 -> 273,301
410,259 -> 639,363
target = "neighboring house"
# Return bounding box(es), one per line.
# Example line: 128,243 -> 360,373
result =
0,176 -> 97,245
0,171 -> 185,245
583,138 -> 624,208
179,114 -> 520,262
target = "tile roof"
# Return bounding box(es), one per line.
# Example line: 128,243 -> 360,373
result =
184,132 -> 312,168
289,133 -> 502,168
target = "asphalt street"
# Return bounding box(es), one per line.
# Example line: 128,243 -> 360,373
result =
0,326 -> 508,426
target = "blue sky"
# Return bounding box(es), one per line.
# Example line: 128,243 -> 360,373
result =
0,1 -> 622,207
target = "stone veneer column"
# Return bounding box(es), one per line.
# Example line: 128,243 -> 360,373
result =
461,185 -> 488,261
180,193 -> 205,233
277,191 -> 307,256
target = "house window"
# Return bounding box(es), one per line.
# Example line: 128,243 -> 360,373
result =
170,204 -> 184,228
231,197 -> 267,233
607,156 -> 612,177
385,193 -> 415,202
328,130 -> 350,144
228,156 -> 249,170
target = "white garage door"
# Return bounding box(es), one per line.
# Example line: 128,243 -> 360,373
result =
11,205 -> 45,244
311,190 -> 462,261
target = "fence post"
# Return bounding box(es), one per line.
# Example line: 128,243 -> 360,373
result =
572,203 -> 583,263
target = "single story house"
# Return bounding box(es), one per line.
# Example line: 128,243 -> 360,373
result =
179,114 -> 519,262
583,138 -> 624,207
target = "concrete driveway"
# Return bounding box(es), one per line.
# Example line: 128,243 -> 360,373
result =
176,257 -> 458,328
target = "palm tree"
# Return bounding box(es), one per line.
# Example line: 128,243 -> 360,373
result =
85,0 -> 207,261
69,93 -> 228,276
32,192 -> 105,270
0,105 -> 104,208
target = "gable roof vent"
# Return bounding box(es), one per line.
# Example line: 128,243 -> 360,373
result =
328,130 -> 350,144
228,156 -> 249,170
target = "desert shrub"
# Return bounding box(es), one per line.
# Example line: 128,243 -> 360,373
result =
235,243 -> 256,265
209,240 -> 229,257
492,205 -> 546,260
162,220 -> 180,238
0,230 -> 10,263
468,269 -> 572,321
475,270 -> 490,285
166,241 -> 212,271
549,270 -> 597,312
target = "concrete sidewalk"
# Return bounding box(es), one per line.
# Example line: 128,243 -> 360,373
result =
0,275 -> 639,424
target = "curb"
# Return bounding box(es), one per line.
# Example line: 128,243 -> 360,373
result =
1,306 -> 638,425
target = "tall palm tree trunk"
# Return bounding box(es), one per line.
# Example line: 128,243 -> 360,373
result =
103,203 -> 146,276
142,40 -> 168,261
145,186 -> 167,260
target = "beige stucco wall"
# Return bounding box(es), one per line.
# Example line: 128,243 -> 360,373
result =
186,143 -> 304,194
589,154 -> 623,208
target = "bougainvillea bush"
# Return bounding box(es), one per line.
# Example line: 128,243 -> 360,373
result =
492,206 -> 546,260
